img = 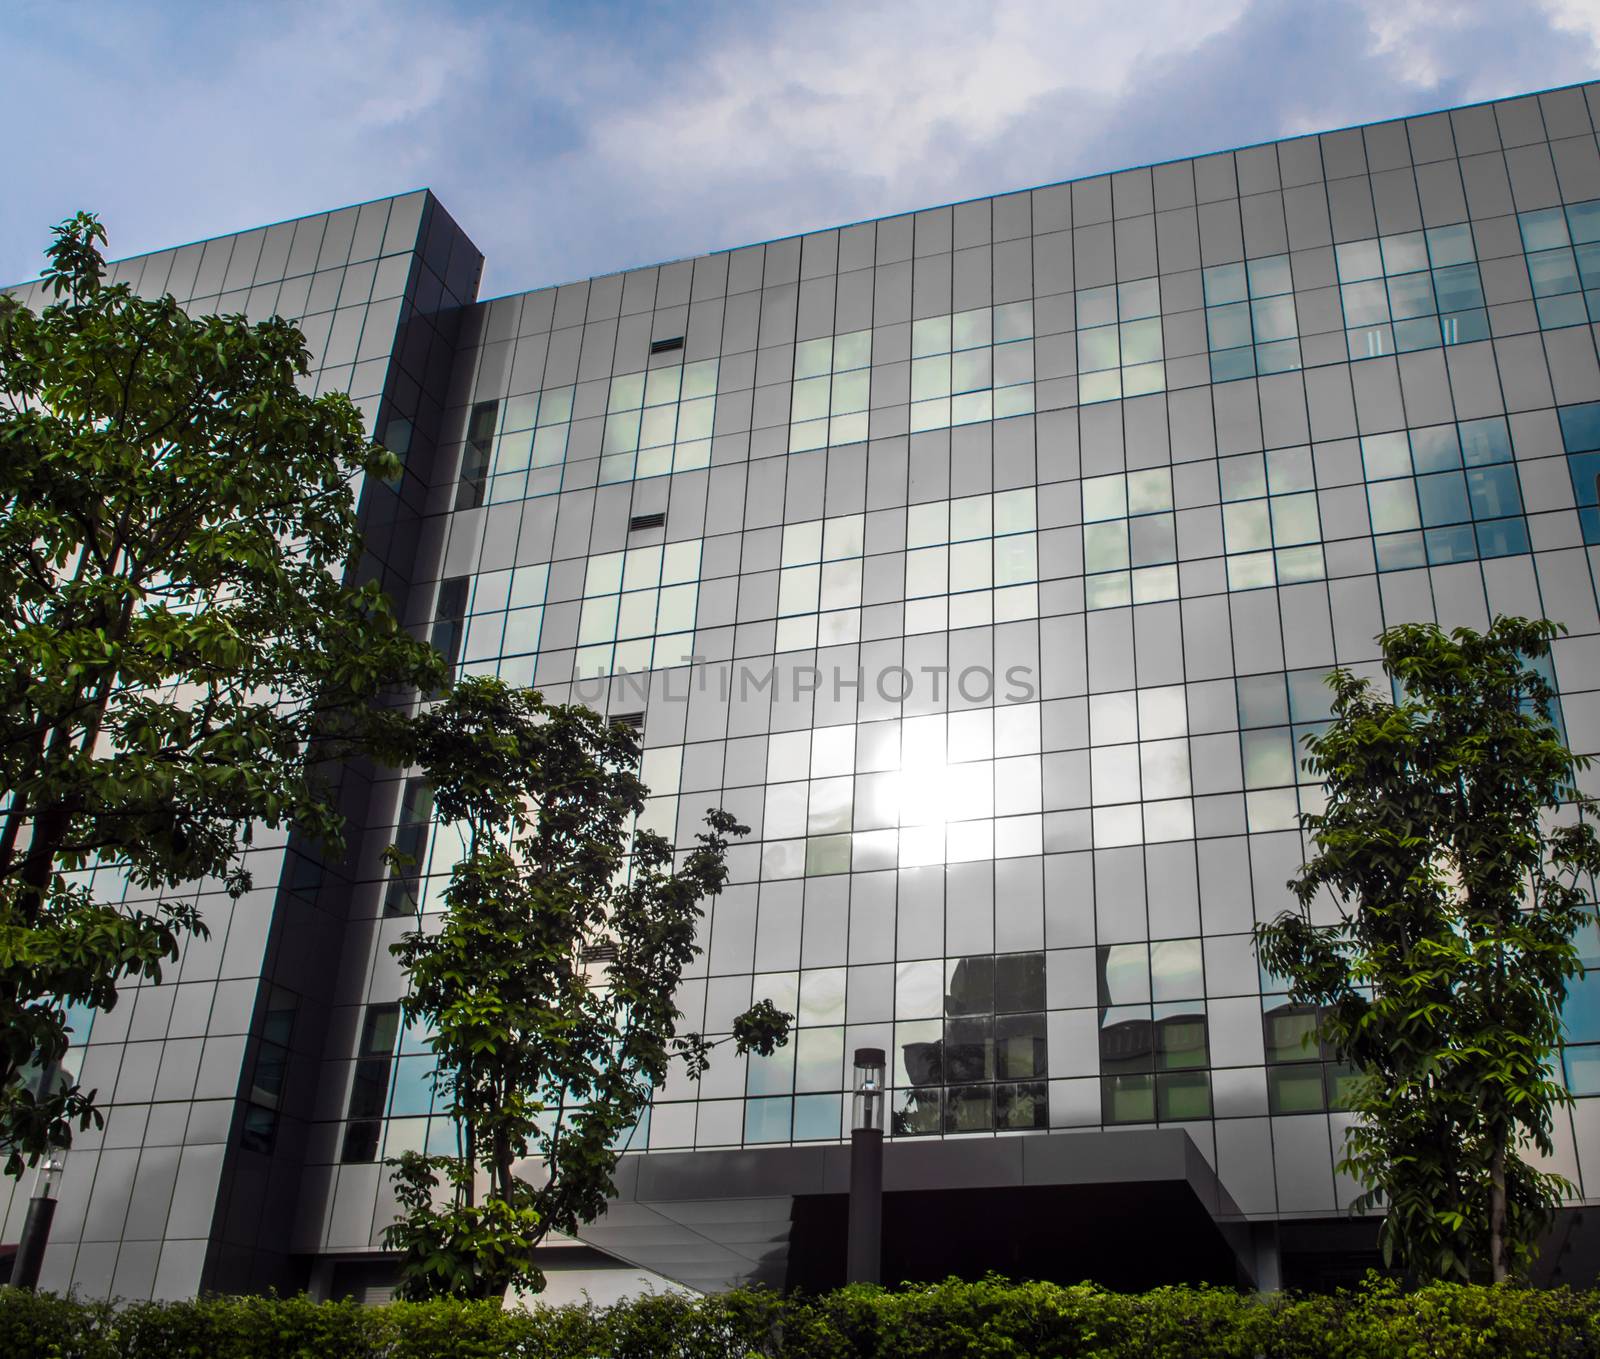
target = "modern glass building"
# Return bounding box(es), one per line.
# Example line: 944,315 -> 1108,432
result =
8,81 -> 1600,1299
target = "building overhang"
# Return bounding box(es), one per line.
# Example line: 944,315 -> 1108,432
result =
573,1127 -> 1256,1293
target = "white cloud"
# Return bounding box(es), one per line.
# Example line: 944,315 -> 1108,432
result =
576,1 -> 1251,226
4,0 -> 1599,296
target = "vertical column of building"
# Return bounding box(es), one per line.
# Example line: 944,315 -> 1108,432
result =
0,194 -> 481,1300
202,194 -> 483,1295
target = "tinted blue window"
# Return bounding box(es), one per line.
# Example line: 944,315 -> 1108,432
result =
1461,417 -> 1512,465
1559,403 -> 1600,453
1566,971 -> 1600,1044
1417,471 -> 1470,526
1410,425 -> 1462,473
1467,465 -> 1522,519
1425,525 -> 1476,564
1476,517 -> 1530,558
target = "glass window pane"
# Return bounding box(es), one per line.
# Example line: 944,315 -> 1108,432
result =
1266,446 -> 1314,494
951,348 -> 993,394
1270,492 -> 1320,546
778,565 -> 821,614
912,316 -> 952,357
1084,521 -> 1130,572
615,590 -> 657,639
822,514 -> 865,561
644,366 -> 681,407
993,301 -> 1033,342
1250,295 -> 1297,342
1361,432 -> 1412,479
1247,254 -> 1293,298
1426,223 -> 1475,267
1368,480 -> 1422,534
1268,1066 -> 1325,1114
1118,277 -> 1160,319
1129,514 -> 1175,567
905,546 -> 948,597
1528,249 -> 1580,298
1127,468 -> 1173,514
1341,279 -> 1390,326
1155,1012 -> 1208,1069
1335,239 -> 1383,282
1223,501 -> 1272,551
793,1093 -> 842,1139
1416,471 -> 1471,526
1410,424 -> 1461,473
1076,285 -> 1117,328
911,355 -> 951,400
952,309 -> 992,350
1433,263 -> 1485,313
1466,464 -> 1522,519
994,488 -> 1036,534
1207,302 -> 1252,350
1121,317 -> 1163,364
608,373 -> 644,412
1078,326 -> 1120,372
1157,1071 -> 1211,1119
1151,940 -> 1203,1001
783,521 -> 823,566
744,1097 -> 793,1143
994,952 -> 1045,1011
1242,727 -> 1295,787
944,1084 -> 994,1132
1220,453 -> 1267,501
834,330 -> 871,370
578,596 -> 619,644
1083,474 -> 1128,522
1103,1073 -> 1155,1123
1461,416 -> 1512,465
907,501 -> 949,548
657,583 -> 697,632
1203,262 -> 1247,306
1236,673 -> 1289,728
995,1013 -> 1046,1079
995,1081 -> 1047,1129
831,369 -> 870,414
1380,231 -> 1428,276
603,410 -> 641,454
1387,271 -> 1437,319
950,539 -> 992,591
583,552 -> 624,597
1520,206 -> 1571,252
994,535 -> 1037,586
639,405 -> 677,449
791,375 -> 830,421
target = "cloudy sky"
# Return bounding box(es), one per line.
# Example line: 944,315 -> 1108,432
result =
3,0 -> 1599,297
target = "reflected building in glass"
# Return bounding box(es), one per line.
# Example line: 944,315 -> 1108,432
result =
8,82 -> 1600,1298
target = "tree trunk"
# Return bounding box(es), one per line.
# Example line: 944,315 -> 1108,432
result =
1489,1137 -> 1508,1283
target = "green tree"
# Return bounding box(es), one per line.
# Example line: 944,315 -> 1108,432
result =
1256,617 -> 1600,1282
376,679 -> 789,1300
0,213 -> 442,1171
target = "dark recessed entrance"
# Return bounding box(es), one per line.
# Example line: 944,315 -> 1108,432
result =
785,1180 -> 1249,1292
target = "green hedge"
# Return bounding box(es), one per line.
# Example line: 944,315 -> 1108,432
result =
4,1275 -> 1600,1359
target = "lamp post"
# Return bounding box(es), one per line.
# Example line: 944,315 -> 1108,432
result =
847,1046 -> 885,1285
12,1153 -> 63,1290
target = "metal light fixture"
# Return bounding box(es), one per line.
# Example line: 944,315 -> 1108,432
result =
12,1153 -> 64,1290
847,1047 -> 885,1284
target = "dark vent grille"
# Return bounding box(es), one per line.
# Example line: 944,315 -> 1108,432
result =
629,511 -> 667,532
582,941 -> 619,964
612,711 -> 645,731
649,336 -> 685,354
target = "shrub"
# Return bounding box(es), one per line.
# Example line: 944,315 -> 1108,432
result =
3,1274 -> 1599,1359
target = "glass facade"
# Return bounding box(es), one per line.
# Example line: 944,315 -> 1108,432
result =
9,83 -> 1600,1298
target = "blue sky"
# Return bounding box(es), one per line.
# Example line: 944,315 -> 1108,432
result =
3,0 -> 1599,298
